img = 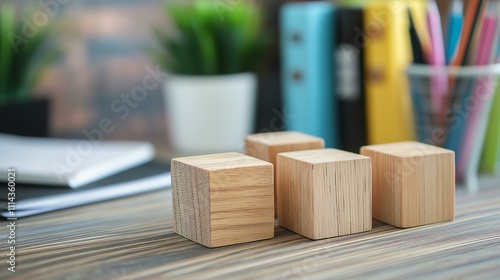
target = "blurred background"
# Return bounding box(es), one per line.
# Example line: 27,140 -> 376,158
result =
2,0 -> 290,160
0,0 -> 475,159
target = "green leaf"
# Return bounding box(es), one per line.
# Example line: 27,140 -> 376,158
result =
0,3 -> 15,100
150,0 -> 269,75
0,3 -> 61,104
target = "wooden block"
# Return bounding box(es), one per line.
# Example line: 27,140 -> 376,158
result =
245,131 -> 324,216
277,149 -> 372,240
171,152 -> 274,248
360,141 -> 455,228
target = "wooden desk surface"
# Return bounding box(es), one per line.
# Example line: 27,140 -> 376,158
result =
2,187 -> 500,280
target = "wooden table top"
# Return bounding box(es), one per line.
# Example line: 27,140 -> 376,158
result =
2,186 -> 500,280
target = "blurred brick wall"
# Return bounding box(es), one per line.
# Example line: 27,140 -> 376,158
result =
24,0 -> 172,158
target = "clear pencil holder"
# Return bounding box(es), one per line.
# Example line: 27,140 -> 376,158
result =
406,64 -> 500,193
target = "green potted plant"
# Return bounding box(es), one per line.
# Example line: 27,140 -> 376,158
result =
0,3 -> 60,137
151,0 -> 268,154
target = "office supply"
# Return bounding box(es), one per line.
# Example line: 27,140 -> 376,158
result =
496,2 -> 500,61
408,9 -> 426,64
407,64 -> 500,192
481,82 -> 500,173
361,142 -> 455,228
426,0 -> 448,120
0,162 -> 171,218
0,133 -> 154,188
407,9 -> 433,144
466,4 -> 488,66
364,2 -> 414,144
481,3 -> 500,174
457,3 -> 498,180
451,0 -> 485,66
474,6 -> 498,66
445,0 -> 486,165
171,152 -> 274,248
446,0 -> 464,64
277,149 -> 371,240
495,1 -> 500,63
407,0 -> 431,56
245,131 -> 324,216
488,2 -> 500,64
426,0 -> 445,65
407,65 -> 438,146
336,7 -> 368,152
280,2 -> 338,148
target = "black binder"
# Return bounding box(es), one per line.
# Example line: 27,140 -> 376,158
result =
335,7 -> 368,152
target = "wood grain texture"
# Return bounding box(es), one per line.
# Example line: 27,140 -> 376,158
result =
245,131 -> 324,216
172,152 -> 274,248
1,186 -> 500,280
361,141 -> 455,228
277,149 -> 372,240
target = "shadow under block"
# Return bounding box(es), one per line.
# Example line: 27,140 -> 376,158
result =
171,152 -> 274,248
360,142 -> 455,228
245,131 -> 325,216
277,149 -> 372,240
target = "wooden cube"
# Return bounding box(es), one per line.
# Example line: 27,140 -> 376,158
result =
277,149 -> 372,240
245,131 -> 324,216
171,152 -> 274,248
360,142 -> 455,228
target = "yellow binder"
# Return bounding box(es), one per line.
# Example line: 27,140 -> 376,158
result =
364,1 -> 415,144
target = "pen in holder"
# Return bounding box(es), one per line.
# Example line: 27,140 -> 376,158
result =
407,64 -> 500,193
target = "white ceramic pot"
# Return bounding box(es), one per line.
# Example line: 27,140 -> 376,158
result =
164,72 -> 257,155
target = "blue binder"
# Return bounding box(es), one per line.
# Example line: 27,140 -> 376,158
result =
280,2 -> 338,148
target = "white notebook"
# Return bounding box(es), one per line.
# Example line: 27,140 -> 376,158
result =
0,133 -> 154,188
0,162 -> 171,218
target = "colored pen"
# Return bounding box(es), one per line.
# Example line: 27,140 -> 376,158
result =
445,0 -> 464,65
426,0 -> 447,123
457,2 -> 498,179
